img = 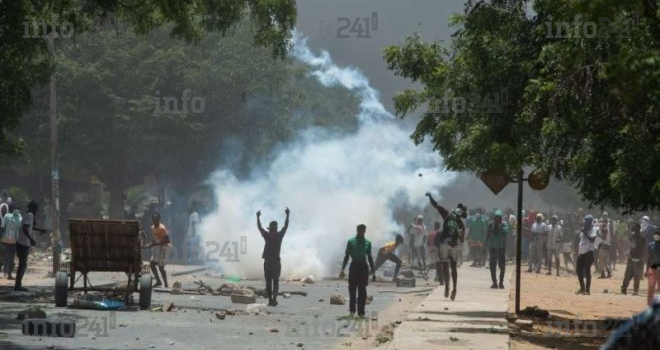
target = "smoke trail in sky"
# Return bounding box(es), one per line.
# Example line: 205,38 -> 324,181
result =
199,33 -> 457,279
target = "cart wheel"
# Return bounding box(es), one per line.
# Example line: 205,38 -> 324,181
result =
55,272 -> 68,307
139,274 -> 152,310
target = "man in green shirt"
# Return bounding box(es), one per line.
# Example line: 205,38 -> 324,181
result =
485,210 -> 509,289
340,224 -> 375,317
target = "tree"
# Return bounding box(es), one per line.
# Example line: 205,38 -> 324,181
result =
384,0 -> 659,212
8,21 -> 359,218
0,0 -> 297,157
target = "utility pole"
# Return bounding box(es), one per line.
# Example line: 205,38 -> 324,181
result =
47,33 -> 61,276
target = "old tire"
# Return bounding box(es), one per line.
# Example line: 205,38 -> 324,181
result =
139,274 -> 152,310
55,272 -> 68,307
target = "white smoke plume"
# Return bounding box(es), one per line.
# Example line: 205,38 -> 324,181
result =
199,34 -> 457,279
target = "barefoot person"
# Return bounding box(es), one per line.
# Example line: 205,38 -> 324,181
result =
427,193 -> 466,301
257,207 -> 290,306
371,234 -> 404,282
149,212 -> 171,288
340,224 -> 375,317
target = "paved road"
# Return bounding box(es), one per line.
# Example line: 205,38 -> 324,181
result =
0,266 -> 431,350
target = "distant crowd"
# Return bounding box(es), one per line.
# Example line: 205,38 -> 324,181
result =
398,206 -> 660,306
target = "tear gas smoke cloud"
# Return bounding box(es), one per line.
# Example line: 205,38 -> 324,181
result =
199,33 -> 457,279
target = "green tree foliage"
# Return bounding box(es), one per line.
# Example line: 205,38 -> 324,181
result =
384,0 -> 659,211
0,0 -> 297,158
9,22 -> 358,217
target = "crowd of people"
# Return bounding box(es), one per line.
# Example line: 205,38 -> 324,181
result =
394,205 -> 660,306
0,199 -> 42,291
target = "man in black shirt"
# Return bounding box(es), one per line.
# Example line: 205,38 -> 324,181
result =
257,207 -> 290,306
621,223 -> 646,295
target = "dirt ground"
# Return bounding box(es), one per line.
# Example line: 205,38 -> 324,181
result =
507,261 -> 651,350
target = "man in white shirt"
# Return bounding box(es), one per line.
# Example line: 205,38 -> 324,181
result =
185,203 -> 201,264
411,215 -> 427,270
576,215 -> 597,295
528,213 -> 547,274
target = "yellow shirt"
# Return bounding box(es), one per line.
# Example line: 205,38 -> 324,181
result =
381,242 -> 397,255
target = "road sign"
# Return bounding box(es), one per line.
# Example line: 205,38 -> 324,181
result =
480,169 -> 511,195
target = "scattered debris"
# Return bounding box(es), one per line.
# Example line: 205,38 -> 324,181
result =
378,288 -> 433,294
520,306 -> 549,319
231,293 -> 257,304
215,312 -> 226,320
282,293 -> 291,298
330,294 -> 346,305
303,275 -> 315,284
163,301 -> 174,312
366,295 -> 373,305
603,289 -> 609,294
171,267 -> 207,277
246,303 -> 266,314
515,319 -> 533,330
396,277 -> 416,287
270,328 -> 279,333
296,342 -> 304,347
17,306 -> 46,320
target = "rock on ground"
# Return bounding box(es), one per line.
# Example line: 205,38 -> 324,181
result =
330,294 -> 346,305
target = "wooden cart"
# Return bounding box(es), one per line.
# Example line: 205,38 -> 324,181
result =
55,219 -> 152,309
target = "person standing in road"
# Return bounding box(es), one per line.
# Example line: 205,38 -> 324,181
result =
257,207 -> 290,307
576,215 -> 597,295
185,202 -> 201,264
646,228 -> 660,306
597,217 -> 613,279
410,215 -> 427,270
427,193 -> 466,301
621,223 -> 646,296
0,202 -> 8,276
546,215 -> 563,276
467,208 -> 488,267
428,221 -> 443,284
485,210 -> 508,289
149,212 -> 171,288
15,201 -> 38,291
340,224 -> 375,317
528,213 -> 547,273
1,204 -> 20,280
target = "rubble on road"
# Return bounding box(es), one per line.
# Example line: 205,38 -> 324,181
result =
303,275 -> 315,284
246,303 -> 266,314
17,306 -> 46,320
330,294 -> 346,305
171,267 -> 207,277
163,301 -> 175,312
231,293 -> 257,304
